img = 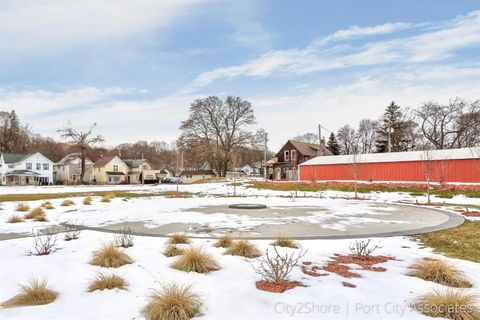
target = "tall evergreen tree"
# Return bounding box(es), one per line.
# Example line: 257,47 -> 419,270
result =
376,101 -> 415,152
327,132 -> 340,155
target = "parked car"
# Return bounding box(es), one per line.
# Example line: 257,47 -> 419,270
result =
161,177 -> 182,184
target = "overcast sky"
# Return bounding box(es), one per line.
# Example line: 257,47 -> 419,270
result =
1,0 -> 479,150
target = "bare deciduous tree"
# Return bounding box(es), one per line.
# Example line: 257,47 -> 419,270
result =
349,239 -> 380,260
337,124 -> 358,155
350,152 -> 362,199
179,96 -> 256,177
421,148 -> 435,204
58,122 -> 104,183
416,98 -> 480,149
357,119 -> 379,154
31,228 -> 57,255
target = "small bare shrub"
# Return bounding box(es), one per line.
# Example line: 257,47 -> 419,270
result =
271,236 -> 299,249
213,235 -> 233,248
253,246 -> 306,284
15,203 -> 30,212
88,273 -> 127,292
164,244 -> 184,257
2,279 -> 57,307
60,199 -> 75,206
413,289 -> 480,319
144,283 -> 201,320
225,239 -> 262,258
168,234 -> 190,245
349,239 -> 380,260
90,243 -> 133,268
171,247 -> 220,273
31,228 -> 57,255
7,215 -> 24,223
83,196 -> 92,205
64,223 -> 81,241
114,227 -> 134,248
409,258 -> 472,288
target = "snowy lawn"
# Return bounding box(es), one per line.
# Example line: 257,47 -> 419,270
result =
0,181 -> 479,319
1,230 -> 480,319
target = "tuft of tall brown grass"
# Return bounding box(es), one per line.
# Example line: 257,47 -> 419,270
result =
225,239 -> 262,258
409,258 -> 472,288
144,283 -> 201,320
15,203 -> 30,212
163,244 -> 184,257
87,273 -> 127,292
100,195 -> 112,203
41,201 -> 54,209
7,214 -> 24,223
60,199 -> 75,206
212,235 -> 233,248
83,196 -> 92,205
413,289 -> 479,319
168,234 -> 191,245
2,279 -> 57,307
90,243 -> 133,268
171,247 -> 220,273
24,207 -> 47,221
271,236 -> 299,249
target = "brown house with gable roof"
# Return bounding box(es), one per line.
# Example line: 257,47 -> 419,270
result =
272,140 -> 332,181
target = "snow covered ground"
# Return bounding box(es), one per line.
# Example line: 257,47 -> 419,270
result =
0,181 -> 479,319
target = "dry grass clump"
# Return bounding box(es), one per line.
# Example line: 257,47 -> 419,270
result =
225,239 -> 262,258
87,273 -> 127,292
168,234 -> 191,245
7,215 -> 24,223
409,258 -> 472,288
15,203 -> 30,212
2,279 -> 57,307
144,283 -> 201,320
100,195 -> 112,203
41,201 -> 54,209
24,207 -> 47,221
213,235 -> 233,248
60,199 -> 75,206
271,236 -> 299,249
90,243 -> 133,268
413,289 -> 480,319
83,196 -> 92,205
164,244 -> 184,257
171,247 -> 220,273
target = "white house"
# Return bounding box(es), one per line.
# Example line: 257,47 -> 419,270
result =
0,153 -> 54,185
238,163 -> 261,176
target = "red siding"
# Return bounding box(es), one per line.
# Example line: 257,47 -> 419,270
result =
299,159 -> 480,183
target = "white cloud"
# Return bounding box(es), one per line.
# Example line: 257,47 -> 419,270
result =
0,87 -> 136,115
0,0 -> 210,56
191,10 -> 480,87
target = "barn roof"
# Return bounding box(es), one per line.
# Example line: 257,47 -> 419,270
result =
276,140 -> 332,157
300,147 -> 480,166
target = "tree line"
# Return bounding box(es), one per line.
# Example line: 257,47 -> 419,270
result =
294,98 -> 480,155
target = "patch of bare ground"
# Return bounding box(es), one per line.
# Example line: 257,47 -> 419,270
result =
323,254 -> 394,278
255,280 -> 303,293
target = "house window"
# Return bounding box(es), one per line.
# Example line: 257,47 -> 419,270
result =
113,165 -> 119,172
8,164 -> 14,169
43,163 -> 49,170
36,163 -> 41,170
284,150 -> 290,162
142,165 -> 148,170
26,163 -> 32,170
291,150 -> 297,161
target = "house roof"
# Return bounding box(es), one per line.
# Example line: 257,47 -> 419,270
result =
2,153 -> 33,164
105,171 -> 125,176
179,169 -> 215,176
56,153 -> 93,165
300,147 -> 480,166
94,155 -> 116,167
123,159 -> 151,169
6,170 -> 41,176
276,140 -> 332,158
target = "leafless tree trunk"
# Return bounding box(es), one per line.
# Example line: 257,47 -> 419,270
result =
421,149 -> 434,204
350,152 -> 361,199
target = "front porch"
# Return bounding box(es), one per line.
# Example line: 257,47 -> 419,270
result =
5,170 -> 44,186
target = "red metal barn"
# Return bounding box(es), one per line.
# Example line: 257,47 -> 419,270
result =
299,148 -> 480,184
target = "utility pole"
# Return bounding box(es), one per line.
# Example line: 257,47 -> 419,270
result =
263,132 -> 268,181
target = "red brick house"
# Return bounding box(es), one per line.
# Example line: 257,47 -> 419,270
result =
272,140 -> 332,180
